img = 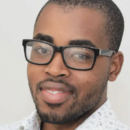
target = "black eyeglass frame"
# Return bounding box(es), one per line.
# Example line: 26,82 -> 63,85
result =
22,39 -> 116,71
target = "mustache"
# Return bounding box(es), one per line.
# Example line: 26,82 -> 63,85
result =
36,78 -> 78,94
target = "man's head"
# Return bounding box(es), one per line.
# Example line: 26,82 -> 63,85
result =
26,0 -> 124,125
35,0 -> 124,52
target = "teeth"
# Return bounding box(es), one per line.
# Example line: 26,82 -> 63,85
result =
46,90 -> 63,95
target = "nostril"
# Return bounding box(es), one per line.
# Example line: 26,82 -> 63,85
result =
46,72 -> 50,76
40,87 -> 43,91
58,74 -> 66,77
45,69 -> 67,77
45,71 -> 66,78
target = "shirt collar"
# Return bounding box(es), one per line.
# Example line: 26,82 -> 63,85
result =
20,100 -> 127,130
20,111 -> 41,130
75,100 -> 118,130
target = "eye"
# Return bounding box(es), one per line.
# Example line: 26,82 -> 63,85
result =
72,53 -> 91,60
34,47 -> 50,55
37,48 -> 47,54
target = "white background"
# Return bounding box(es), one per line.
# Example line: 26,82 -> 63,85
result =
0,0 -> 130,126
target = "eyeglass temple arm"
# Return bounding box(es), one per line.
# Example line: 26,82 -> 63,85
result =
99,50 -> 116,57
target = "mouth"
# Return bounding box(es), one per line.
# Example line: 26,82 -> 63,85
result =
39,81 -> 73,104
45,90 -> 65,95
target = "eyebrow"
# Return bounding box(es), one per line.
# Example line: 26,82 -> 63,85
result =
33,33 -> 97,48
69,40 -> 97,48
33,33 -> 54,43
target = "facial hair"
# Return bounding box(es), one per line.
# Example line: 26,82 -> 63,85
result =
29,74 -> 108,124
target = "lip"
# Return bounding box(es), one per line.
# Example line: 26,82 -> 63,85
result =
40,90 -> 71,104
39,81 -> 72,104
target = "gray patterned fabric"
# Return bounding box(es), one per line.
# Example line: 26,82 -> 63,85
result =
0,100 -> 130,130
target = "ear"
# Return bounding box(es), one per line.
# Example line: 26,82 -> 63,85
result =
109,51 -> 124,82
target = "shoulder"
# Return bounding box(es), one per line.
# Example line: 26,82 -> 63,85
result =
115,121 -> 130,130
0,118 -> 26,130
0,111 -> 40,130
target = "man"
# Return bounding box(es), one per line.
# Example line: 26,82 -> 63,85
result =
0,0 -> 130,130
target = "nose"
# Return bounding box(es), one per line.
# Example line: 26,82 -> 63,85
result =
44,53 -> 70,78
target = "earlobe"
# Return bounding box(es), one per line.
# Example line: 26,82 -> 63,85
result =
109,52 -> 124,82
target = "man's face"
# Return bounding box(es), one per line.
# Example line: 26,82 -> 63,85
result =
28,4 -> 111,124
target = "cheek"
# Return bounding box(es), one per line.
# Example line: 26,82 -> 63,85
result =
71,71 -> 97,97
72,69 -> 100,86
71,63 -> 109,97
27,63 -> 45,87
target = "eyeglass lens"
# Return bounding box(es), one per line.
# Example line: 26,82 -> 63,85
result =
26,41 -> 95,69
26,41 -> 54,64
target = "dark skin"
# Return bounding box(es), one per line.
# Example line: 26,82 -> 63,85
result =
27,4 -> 124,130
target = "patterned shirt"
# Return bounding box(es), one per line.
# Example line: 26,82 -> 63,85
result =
0,100 -> 130,130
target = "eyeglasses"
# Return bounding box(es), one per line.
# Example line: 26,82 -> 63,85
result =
22,39 -> 116,71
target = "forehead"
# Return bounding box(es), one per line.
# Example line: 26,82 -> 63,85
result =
34,4 -> 108,49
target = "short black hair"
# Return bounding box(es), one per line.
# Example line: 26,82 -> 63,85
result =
34,0 -> 124,52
